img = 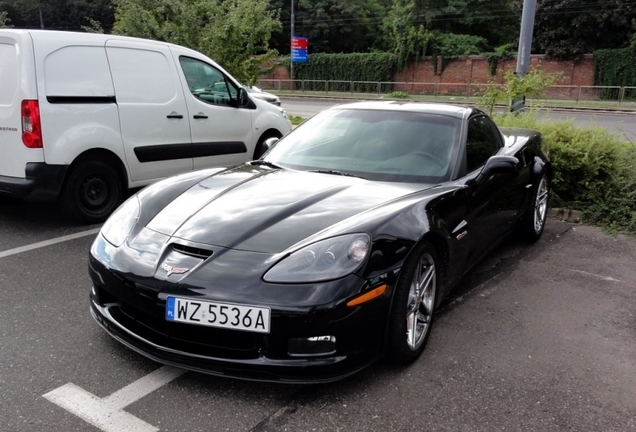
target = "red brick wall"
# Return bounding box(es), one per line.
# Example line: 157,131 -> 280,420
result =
262,54 -> 595,88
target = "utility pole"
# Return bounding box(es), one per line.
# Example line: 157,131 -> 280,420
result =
512,0 -> 537,111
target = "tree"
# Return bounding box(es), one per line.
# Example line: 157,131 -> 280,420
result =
112,0 -> 281,84
0,0 -> 114,32
268,0 -> 389,54
0,10 -> 11,28
382,0 -> 433,68
478,68 -> 560,115
413,0 -> 518,49
530,0 -> 636,58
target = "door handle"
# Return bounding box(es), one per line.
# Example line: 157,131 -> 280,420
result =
193,114 -> 208,119
167,112 -> 183,119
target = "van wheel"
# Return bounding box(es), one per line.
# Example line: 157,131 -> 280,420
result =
254,131 -> 282,159
61,161 -> 123,224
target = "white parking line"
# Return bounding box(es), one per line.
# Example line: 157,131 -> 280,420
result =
0,228 -> 100,259
43,366 -> 186,432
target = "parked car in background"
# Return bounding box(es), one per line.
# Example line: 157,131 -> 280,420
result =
0,30 -> 291,223
89,101 -> 550,383
244,85 -> 281,106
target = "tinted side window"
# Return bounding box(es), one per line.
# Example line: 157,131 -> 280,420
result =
466,116 -> 501,172
179,57 -> 237,107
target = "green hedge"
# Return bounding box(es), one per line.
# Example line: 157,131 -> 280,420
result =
594,48 -> 636,89
286,52 -> 398,93
495,113 -> 636,234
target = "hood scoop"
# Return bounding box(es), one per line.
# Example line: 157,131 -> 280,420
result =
171,243 -> 213,260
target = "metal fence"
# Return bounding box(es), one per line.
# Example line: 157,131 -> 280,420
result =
257,79 -> 636,107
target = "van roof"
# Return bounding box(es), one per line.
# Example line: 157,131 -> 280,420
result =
0,29 -> 201,57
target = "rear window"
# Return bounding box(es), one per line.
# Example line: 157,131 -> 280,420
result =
44,46 -> 114,97
0,43 -> 18,105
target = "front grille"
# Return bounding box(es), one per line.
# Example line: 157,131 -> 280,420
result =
103,294 -> 259,359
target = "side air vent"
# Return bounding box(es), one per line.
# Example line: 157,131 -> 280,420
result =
172,244 -> 213,259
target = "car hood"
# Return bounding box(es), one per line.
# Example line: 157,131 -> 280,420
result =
144,164 -> 432,254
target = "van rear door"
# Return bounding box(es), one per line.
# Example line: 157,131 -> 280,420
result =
106,40 -> 193,182
0,31 -> 43,180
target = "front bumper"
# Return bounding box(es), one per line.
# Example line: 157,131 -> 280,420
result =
88,235 -> 395,383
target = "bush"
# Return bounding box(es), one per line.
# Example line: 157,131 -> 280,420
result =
494,112 -> 636,235
386,91 -> 409,99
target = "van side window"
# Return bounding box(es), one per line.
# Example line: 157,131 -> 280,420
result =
179,57 -> 237,107
107,47 -> 176,104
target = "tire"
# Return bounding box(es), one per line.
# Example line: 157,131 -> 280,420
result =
60,160 -> 123,224
518,171 -> 549,243
253,131 -> 282,160
388,242 -> 438,364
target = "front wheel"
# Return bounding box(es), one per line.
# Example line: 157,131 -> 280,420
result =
518,171 -> 549,242
388,242 -> 438,364
60,160 -> 123,224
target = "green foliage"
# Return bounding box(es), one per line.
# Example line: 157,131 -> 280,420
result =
483,44 -> 513,76
0,0 -> 114,32
267,0 -> 388,55
593,48 -> 636,88
0,10 -> 11,28
113,0 -> 281,85
431,33 -> 489,74
81,17 -> 104,33
387,91 -> 409,98
289,115 -> 305,126
414,0 -> 518,49
382,0 -> 433,69
478,68 -> 560,116
532,0 -> 636,59
290,52 -> 398,92
494,112 -> 636,235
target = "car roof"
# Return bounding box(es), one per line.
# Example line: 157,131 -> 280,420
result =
329,101 -> 474,119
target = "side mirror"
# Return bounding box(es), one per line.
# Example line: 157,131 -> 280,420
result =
262,137 -> 279,152
473,155 -> 519,184
236,87 -> 249,107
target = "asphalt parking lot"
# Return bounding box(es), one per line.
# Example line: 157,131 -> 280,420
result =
1,197 -> 635,432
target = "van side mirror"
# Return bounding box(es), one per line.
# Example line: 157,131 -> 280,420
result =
237,87 -> 249,108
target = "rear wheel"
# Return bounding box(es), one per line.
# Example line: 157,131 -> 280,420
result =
518,171 -> 549,242
388,242 -> 438,363
60,160 -> 123,224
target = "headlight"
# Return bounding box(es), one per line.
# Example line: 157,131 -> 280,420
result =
264,234 -> 370,283
277,107 -> 288,119
100,196 -> 140,247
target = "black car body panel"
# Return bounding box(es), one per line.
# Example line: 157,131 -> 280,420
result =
89,102 -> 550,382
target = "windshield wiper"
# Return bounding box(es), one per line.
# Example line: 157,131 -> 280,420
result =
308,169 -> 366,179
249,160 -> 284,169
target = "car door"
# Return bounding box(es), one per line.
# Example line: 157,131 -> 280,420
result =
171,50 -> 254,169
460,114 -> 528,266
106,40 -> 193,182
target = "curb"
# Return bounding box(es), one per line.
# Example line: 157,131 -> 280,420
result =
549,208 -> 583,222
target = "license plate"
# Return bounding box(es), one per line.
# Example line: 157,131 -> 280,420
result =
165,296 -> 270,333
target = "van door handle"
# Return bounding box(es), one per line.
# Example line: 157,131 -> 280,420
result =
167,113 -> 184,119
193,114 -> 208,119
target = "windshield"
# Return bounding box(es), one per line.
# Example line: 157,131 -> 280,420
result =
264,109 -> 461,183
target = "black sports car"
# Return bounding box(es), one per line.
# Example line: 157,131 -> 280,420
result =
89,102 -> 550,383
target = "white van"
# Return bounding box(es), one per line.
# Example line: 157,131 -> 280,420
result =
0,30 -> 291,223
